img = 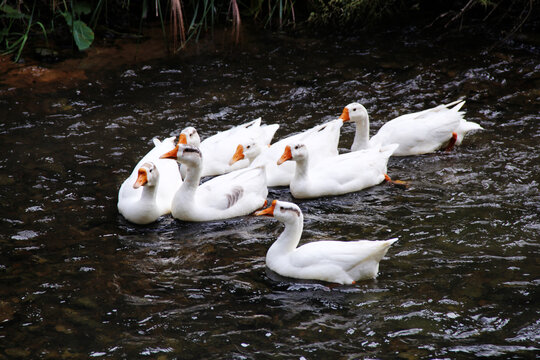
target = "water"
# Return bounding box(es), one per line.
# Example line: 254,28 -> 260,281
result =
1,27 -> 539,359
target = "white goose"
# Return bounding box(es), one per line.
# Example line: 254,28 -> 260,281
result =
340,100 -> 483,156
160,144 -> 268,222
117,162 -> 164,225
229,119 -> 343,186
278,142 -> 398,199
255,200 -> 397,285
179,118 -> 279,178
118,137 -> 182,216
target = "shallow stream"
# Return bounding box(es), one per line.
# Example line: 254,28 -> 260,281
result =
1,27 -> 539,358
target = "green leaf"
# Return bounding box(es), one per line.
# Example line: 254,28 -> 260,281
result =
72,20 -> 94,50
73,2 -> 92,16
0,4 -> 29,19
35,21 -> 49,46
61,11 -> 73,27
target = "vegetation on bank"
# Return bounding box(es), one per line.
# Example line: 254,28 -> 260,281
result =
1,0 -> 538,62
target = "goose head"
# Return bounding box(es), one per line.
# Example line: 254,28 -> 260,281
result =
160,143 -> 202,167
339,102 -> 369,123
277,143 -> 308,165
178,126 -> 201,146
255,200 -> 303,224
133,162 -> 159,189
176,144 -> 203,168
229,139 -> 262,165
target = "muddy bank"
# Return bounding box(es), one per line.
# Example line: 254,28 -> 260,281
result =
2,18 -> 539,97
0,27 -> 171,94
0,25 -> 248,95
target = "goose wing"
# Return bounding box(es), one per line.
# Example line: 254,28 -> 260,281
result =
198,166 -> 267,210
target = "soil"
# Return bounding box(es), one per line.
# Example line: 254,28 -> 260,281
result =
0,25 -> 237,95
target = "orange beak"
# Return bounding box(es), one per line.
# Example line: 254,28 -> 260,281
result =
339,107 -> 350,122
133,168 -> 148,189
277,145 -> 292,165
178,133 -> 187,145
229,144 -> 244,165
254,200 -> 276,216
160,145 -> 179,160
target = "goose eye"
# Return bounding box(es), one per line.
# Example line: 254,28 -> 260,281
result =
353,108 -> 357,111
247,145 -> 251,149
294,145 -> 299,150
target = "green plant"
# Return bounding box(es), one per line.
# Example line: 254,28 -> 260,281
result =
59,0 -> 94,51
0,2 -> 48,62
2,0 -> 536,62
265,0 -> 296,28
306,0 -> 405,29
1,0 -> 95,59
185,0 -> 217,43
0,0 -> 301,58
170,0 -> 186,50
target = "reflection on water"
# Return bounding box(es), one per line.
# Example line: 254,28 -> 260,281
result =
1,28 -> 539,358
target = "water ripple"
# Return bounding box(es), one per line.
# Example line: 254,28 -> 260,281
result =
0,28 -> 538,359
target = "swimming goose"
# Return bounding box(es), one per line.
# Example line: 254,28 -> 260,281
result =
160,144 -> 268,222
179,118 -> 279,178
340,100 -> 483,156
278,142 -> 398,199
229,119 -> 343,186
255,200 -> 397,285
117,162 -> 164,224
229,138 -> 267,167
118,137 -> 182,216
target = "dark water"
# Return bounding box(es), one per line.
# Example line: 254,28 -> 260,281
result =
1,27 -> 539,359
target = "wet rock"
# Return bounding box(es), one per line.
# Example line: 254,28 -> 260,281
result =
41,350 -> 61,359
59,349 -> 83,359
4,348 -> 31,358
55,324 -> 74,334
31,255 -> 48,264
0,301 -> 16,322
0,174 -> 15,186
37,160 -> 67,177
62,307 -> 100,328
74,296 -> 99,310
380,61 -> 410,71
33,47 -> 62,63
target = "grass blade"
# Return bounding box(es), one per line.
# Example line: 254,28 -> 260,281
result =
170,0 -> 186,52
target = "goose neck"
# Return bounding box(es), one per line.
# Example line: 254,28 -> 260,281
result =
268,217 -> 304,255
179,164 -> 202,200
293,157 -> 310,179
140,185 -> 157,202
182,164 -> 202,188
351,114 -> 370,151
